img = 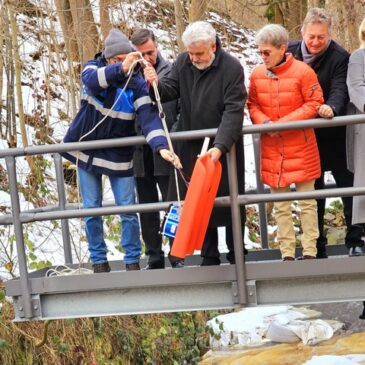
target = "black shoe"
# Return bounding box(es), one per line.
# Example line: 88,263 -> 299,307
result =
316,239 -> 328,259
93,262 -> 111,273
349,246 -> 364,257
201,258 -> 221,266
283,256 -> 295,261
171,260 -> 185,268
126,262 -> 140,271
143,263 -> 165,270
316,248 -> 328,259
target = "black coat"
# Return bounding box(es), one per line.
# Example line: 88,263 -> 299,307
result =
288,40 -> 350,170
156,38 -> 247,227
134,53 -> 179,177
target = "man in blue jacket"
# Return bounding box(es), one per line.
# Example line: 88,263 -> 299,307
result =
288,8 -> 364,258
63,29 -> 179,273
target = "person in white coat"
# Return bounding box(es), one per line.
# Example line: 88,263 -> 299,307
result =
346,16 -> 365,251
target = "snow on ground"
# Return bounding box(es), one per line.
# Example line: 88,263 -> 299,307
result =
207,306 -> 343,348
304,355 -> 365,365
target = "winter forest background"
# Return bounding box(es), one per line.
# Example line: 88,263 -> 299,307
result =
1,1 -> 365,364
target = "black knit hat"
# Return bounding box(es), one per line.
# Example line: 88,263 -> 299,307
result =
104,29 -> 133,58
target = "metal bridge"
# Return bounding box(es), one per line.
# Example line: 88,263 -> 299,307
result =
2,115 -> 365,321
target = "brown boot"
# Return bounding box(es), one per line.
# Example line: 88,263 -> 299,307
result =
126,262 -> 140,271
93,262 -> 111,273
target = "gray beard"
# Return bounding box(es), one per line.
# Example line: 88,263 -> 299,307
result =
193,53 -> 215,70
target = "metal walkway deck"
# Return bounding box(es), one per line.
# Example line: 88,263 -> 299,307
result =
6,253 -> 365,321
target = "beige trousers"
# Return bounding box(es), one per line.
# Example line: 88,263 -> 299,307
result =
271,180 -> 318,259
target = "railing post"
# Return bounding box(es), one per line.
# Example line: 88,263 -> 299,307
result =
5,156 -> 33,319
53,153 -> 73,264
252,134 -> 269,248
226,145 -> 247,305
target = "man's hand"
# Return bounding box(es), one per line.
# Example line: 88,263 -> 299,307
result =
160,149 -> 182,169
143,64 -> 159,86
205,147 -> 222,162
317,104 -> 334,118
122,52 -> 144,73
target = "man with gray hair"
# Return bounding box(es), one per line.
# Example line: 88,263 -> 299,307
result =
288,8 -> 364,258
144,21 -> 247,267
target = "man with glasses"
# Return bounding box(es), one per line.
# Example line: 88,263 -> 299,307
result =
130,29 -> 179,269
288,8 -> 364,258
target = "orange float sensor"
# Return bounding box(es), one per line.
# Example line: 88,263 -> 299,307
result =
171,154 -> 222,259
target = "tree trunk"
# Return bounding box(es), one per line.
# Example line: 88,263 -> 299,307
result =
173,0 -> 185,52
286,0 -> 307,39
100,0 -> 112,40
8,2 -> 35,170
188,0 -> 209,22
0,2 -> 4,136
325,0 -> 361,51
273,0 -> 307,39
54,0 -> 80,63
341,0 -> 358,51
69,0 -> 100,65
307,0 -> 325,7
2,4 -> 16,146
53,0 -> 80,116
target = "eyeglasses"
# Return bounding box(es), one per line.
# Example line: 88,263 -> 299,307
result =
259,50 -> 272,57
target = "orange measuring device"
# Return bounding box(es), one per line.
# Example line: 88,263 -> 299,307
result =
170,154 -> 222,259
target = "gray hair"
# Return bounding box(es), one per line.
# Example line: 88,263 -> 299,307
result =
255,24 -> 289,48
181,21 -> 216,47
359,17 -> 365,49
301,8 -> 332,33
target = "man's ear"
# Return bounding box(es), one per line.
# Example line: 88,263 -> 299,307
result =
211,42 -> 217,53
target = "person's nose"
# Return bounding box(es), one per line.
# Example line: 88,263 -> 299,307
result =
190,54 -> 199,63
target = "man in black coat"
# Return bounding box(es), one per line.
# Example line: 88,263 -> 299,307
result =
144,21 -> 246,266
131,29 -> 179,269
288,7 -> 364,258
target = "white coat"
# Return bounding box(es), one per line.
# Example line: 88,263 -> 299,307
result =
346,48 -> 365,224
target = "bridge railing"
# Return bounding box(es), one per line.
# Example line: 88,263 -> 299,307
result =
1,114 -> 365,320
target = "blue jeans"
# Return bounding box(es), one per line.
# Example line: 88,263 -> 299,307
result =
78,168 -> 141,265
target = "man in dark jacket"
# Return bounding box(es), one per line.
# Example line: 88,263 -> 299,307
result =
131,29 -> 179,270
288,8 -> 364,258
62,29 -> 180,273
144,21 -> 246,266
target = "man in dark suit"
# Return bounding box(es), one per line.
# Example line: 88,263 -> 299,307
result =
288,8 -> 364,258
131,29 -> 179,269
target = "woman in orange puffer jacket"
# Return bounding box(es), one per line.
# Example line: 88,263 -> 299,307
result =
248,24 -> 324,261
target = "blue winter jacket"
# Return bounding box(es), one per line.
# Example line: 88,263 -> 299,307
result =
62,54 -> 168,176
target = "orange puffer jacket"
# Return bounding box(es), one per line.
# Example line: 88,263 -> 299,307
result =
248,53 -> 324,188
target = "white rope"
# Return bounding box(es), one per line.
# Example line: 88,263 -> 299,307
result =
73,57 -> 144,271
151,81 -> 182,206
46,265 -> 93,277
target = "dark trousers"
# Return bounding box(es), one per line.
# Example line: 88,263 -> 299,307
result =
136,173 -> 169,267
315,167 -> 363,249
200,226 -> 245,265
